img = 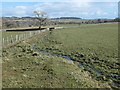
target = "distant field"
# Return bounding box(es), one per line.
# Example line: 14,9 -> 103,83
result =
51,19 -> 88,22
51,19 -> 114,23
2,23 -> 118,88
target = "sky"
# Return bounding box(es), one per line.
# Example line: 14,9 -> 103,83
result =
1,0 -> 119,19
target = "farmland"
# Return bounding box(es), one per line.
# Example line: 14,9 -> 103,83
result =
2,23 -> 119,88
35,23 -> 119,88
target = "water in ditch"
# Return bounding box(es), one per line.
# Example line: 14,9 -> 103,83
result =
32,44 -> 103,76
31,32 -> 119,88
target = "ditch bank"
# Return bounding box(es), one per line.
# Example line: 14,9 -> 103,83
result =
31,27 -> 119,88
31,30 -> 104,77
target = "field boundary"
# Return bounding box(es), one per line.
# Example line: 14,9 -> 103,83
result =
1,27 -> 63,48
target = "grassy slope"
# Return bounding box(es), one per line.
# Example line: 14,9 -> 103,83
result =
36,23 -> 119,88
2,31 -> 110,88
36,23 -> 118,63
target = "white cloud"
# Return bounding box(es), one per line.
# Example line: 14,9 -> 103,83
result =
96,11 -> 108,16
3,6 -> 30,16
70,0 -> 119,2
2,2 -> 118,18
2,0 -> 120,2
15,6 -> 27,9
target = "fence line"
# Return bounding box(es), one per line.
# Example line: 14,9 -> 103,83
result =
1,27 -> 63,47
2,30 -> 45,46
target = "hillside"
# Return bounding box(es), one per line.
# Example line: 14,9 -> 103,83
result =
2,17 -> 117,29
2,27 -> 111,88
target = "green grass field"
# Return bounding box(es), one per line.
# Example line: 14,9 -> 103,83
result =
36,23 -> 119,88
2,23 -> 118,88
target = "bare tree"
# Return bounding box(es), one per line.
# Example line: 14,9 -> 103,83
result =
34,10 -> 48,29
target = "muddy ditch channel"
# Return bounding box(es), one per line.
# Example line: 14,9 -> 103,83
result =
31,31 -> 119,88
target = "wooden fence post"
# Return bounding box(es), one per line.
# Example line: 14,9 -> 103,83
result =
19,35 -> 21,40
3,38 -> 4,46
7,37 -> 9,45
16,35 -> 18,41
10,35 -> 12,43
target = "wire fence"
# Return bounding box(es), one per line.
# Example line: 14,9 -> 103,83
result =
2,29 -> 47,47
1,27 -> 63,47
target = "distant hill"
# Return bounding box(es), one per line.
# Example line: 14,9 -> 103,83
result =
52,17 -> 82,19
2,17 -> 117,29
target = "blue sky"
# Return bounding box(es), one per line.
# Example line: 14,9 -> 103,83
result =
2,0 -> 119,19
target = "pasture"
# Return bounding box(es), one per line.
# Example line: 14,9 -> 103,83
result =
36,23 -> 119,88
2,23 -> 119,88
